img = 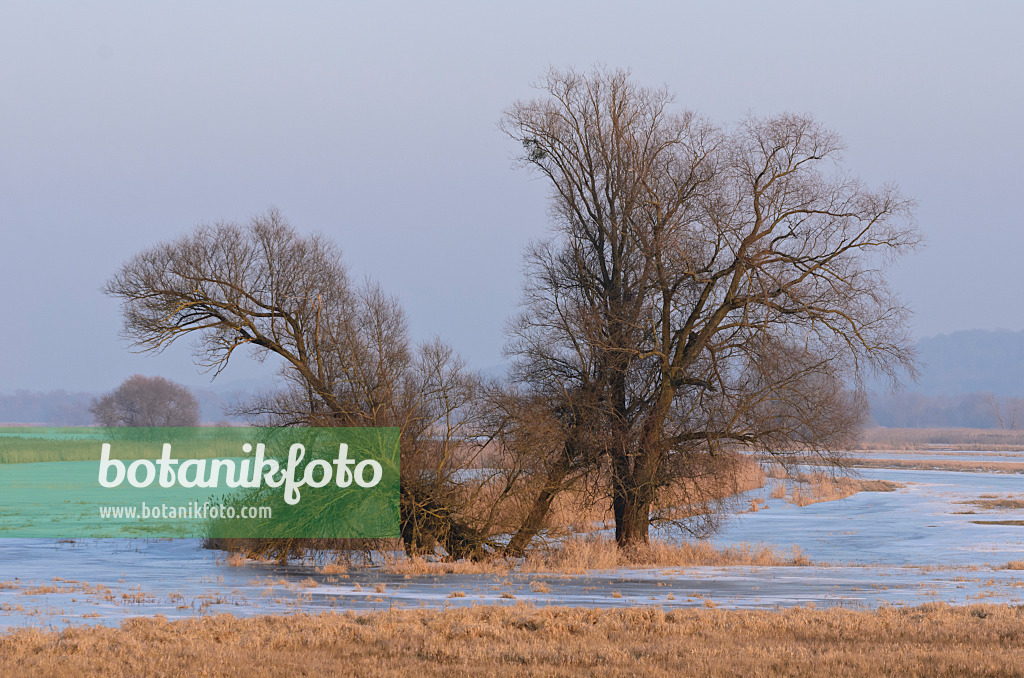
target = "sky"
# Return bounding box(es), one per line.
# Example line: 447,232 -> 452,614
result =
1,1 -> 1022,393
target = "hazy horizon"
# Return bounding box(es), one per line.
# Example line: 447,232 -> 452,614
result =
2,1 -> 1022,392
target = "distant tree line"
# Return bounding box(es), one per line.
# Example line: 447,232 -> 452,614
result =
0,390 -> 94,425
871,392 -> 1024,429
0,386 -> 242,426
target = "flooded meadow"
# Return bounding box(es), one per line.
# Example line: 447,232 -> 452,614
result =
4,453 -> 1024,630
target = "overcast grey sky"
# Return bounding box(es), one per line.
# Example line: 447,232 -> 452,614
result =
1,1 -> 1021,392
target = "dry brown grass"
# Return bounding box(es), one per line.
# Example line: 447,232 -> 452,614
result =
5,604 -> 1024,677
858,427 -> 1024,452
849,458 -> 1024,473
224,552 -> 247,567
784,473 -> 902,507
957,496 -> 1024,511
380,538 -> 810,575
528,580 -> 551,594
317,561 -> 349,575
727,455 -> 768,494
1001,561 -> 1024,570
381,556 -> 512,576
970,520 -> 1024,527
519,537 -> 811,572
858,448 -> 1024,458
22,585 -> 74,595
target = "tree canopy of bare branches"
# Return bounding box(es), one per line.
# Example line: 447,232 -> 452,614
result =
90,374 -> 200,428
500,67 -> 920,547
103,209 -> 490,559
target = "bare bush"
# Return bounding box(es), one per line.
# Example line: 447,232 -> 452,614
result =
90,374 -> 199,427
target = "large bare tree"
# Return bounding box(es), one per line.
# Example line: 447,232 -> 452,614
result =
103,209 -> 489,559
500,67 -> 920,547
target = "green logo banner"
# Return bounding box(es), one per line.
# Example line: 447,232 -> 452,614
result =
0,427 -> 400,539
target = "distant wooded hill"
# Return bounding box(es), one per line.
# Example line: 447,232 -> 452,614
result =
911,329 -> 1024,396
870,329 -> 1024,428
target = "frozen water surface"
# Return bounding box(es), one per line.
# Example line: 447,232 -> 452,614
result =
708,467 -> 1024,567
3,465 -> 1024,629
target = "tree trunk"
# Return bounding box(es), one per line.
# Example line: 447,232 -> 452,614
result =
505,459 -> 571,556
611,438 -> 660,549
613,486 -> 651,547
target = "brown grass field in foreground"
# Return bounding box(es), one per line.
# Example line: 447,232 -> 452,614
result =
4,604 -> 1024,677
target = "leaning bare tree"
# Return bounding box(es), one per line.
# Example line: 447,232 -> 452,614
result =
103,209 -> 491,560
500,67 -> 920,548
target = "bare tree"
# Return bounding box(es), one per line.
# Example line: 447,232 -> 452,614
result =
103,209 -> 491,559
500,67 -> 920,548
984,392 -> 1006,430
90,374 -> 200,427
983,393 -> 1024,431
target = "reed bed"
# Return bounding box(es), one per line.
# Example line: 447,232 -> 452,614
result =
848,458 -> 1024,473
786,473 -> 903,507
858,427 -> 1024,452
381,537 -> 810,575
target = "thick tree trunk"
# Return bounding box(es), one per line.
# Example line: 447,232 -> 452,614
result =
612,486 -> 651,547
611,436 -> 661,549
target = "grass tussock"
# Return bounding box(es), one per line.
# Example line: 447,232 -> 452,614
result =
957,496 -> 1024,511
5,604 -> 1024,677
785,473 -> 903,507
1001,561 -> 1024,570
317,561 -> 349,575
